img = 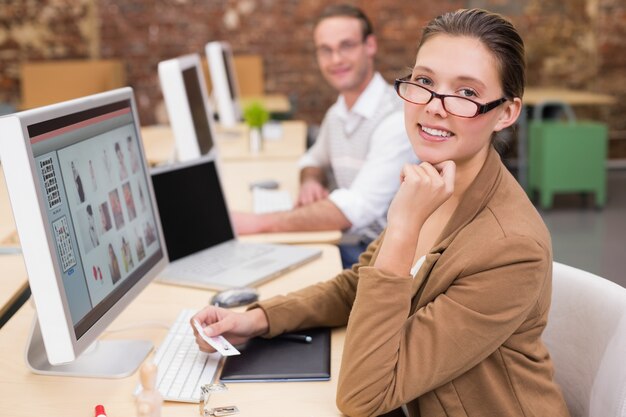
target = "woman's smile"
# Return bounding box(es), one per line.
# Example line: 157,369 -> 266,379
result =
419,123 -> 455,142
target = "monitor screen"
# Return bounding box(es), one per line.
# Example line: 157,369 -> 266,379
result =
151,157 -> 234,262
182,66 -> 214,155
28,99 -> 164,338
0,87 -> 167,374
222,49 -> 237,101
158,53 -> 217,162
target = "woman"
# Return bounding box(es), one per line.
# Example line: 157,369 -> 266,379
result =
193,9 -> 570,417
72,161 -> 85,203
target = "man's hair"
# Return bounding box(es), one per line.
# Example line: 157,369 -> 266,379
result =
315,4 -> 374,39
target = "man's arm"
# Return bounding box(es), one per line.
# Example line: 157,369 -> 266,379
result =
326,111 -> 416,232
299,166 -> 327,185
232,198 -> 351,235
297,166 -> 329,206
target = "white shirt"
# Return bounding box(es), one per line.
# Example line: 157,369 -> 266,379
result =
299,73 -> 417,239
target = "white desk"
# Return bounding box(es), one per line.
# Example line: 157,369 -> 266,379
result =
0,166 -> 17,245
240,94 -> 292,114
219,159 -> 342,245
0,253 -> 28,324
0,244 -> 344,417
141,120 -> 307,166
0,166 -> 26,321
219,159 -> 300,212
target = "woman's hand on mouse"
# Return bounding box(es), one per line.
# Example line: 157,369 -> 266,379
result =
191,307 -> 269,352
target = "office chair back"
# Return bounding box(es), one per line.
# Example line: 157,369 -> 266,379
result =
202,54 -> 264,96
20,59 -> 126,110
544,262 -> 626,417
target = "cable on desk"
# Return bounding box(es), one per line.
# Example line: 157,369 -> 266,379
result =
0,283 -> 31,329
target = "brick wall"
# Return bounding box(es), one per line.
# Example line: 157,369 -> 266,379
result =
0,1 -> 96,104
1,0 -> 625,157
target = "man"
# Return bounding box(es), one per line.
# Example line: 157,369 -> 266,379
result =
233,4 -> 415,267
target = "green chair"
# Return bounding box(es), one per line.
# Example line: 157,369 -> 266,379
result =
528,113 -> 608,209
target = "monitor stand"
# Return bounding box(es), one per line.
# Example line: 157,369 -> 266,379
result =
25,317 -> 152,378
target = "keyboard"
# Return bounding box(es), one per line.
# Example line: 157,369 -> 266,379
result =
252,188 -> 293,214
183,241 -> 274,277
138,309 -> 221,403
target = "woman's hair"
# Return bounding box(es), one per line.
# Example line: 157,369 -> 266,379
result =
418,8 -> 525,100
315,3 -> 374,40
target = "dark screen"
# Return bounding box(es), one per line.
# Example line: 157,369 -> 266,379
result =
182,67 -> 214,155
222,49 -> 237,100
151,159 -> 234,261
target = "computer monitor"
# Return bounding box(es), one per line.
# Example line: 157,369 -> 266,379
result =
158,53 -> 217,162
0,87 -> 168,378
205,41 -> 242,127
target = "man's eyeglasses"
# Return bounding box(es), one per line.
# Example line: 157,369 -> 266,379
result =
394,76 -> 508,118
316,39 -> 364,60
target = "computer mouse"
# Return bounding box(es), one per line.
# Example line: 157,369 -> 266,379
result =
211,287 -> 259,308
249,179 -> 279,190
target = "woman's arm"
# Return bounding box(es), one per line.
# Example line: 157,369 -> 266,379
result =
254,233 -> 383,336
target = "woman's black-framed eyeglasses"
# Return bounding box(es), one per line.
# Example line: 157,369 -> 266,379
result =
394,77 -> 508,118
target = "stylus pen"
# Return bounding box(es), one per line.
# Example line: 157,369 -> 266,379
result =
278,334 -> 313,343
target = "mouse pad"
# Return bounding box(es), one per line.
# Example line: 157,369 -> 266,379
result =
219,327 -> 331,382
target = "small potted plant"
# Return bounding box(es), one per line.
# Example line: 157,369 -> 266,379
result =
243,101 -> 269,153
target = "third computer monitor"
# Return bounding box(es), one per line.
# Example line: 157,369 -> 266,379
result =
206,41 -> 242,127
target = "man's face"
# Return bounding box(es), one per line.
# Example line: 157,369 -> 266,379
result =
314,16 -> 376,94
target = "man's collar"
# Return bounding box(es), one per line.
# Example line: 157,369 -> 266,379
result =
336,72 -> 387,119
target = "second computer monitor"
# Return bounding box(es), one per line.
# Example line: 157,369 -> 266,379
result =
158,53 -> 217,162
206,41 -> 242,127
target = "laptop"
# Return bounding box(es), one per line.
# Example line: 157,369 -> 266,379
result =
150,156 -> 321,290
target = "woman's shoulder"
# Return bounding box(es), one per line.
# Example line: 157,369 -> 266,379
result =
451,166 -> 551,271
450,209 -> 551,291
485,167 -> 550,246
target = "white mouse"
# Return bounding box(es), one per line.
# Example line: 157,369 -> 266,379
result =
249,179 -> 279,190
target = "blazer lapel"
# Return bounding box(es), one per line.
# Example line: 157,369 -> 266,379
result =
409,147 -> 505,313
